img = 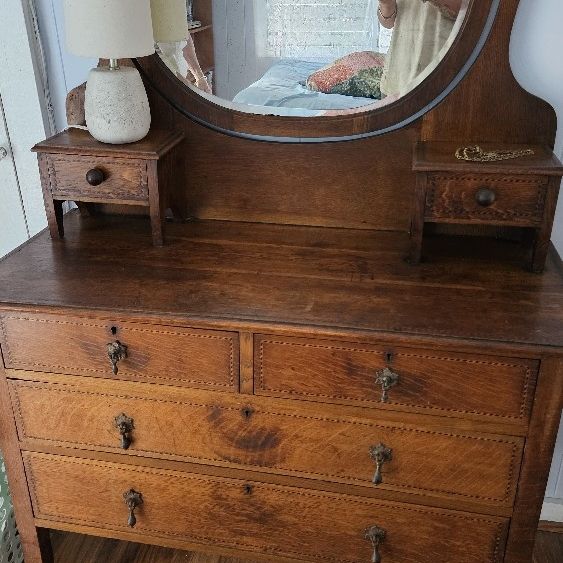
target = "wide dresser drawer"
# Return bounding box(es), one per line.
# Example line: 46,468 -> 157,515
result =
255,334 -> 538,423
0,312 -> 238,391
10,379 -> 523,508
23,452 -> 509,563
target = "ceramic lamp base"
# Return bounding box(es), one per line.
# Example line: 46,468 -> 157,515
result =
85,67 -> 151,144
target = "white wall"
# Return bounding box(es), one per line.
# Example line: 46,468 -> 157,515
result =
35,0 -> 95,131
511,0 -> 563,518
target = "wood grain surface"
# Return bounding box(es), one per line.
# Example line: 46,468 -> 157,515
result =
24,452 -> 509,563
10,379 -> 523,509
48,529 -> 563,563
0,213 -> 561,348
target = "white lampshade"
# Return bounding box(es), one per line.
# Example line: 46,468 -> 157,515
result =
64,0 -> 155,59
151,0 -> 188,42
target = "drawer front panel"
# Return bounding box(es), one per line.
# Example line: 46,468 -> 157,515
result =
46,154 -> 148,202
24,452 -> 508,563
255,335 -> 537,423
11,381 -> 523,506
0,313 -> 238,391
424,174 -> 547,225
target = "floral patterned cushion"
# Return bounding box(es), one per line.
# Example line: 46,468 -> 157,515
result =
306,51 -> 386,99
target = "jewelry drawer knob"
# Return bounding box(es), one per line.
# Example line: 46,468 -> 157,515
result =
86,168 -> 105,186
123,489 -> 143,528
107,340 -> 128,375
369,443 -> 393,485
365,525 -> 386,563
475,187 -> 496,207
114,413 -> 134,450
375,368 -> 399,403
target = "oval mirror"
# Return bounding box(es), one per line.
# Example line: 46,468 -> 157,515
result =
138,0 -> 499,142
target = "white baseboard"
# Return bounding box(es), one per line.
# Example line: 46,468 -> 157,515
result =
541,500 -> 563,522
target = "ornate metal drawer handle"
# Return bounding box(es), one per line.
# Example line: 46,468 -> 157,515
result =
369,443 -> 393,485
107,340 -> 128,375
365,525 -> 386,563
114,413 -> 134,450
375,368 -> 399,403
123,489 -> 143,528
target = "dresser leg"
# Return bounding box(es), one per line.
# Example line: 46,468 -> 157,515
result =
529,177 -> 560,273
503,358 -> 563,562
0,363 -> 54,563
408,173 -> 427,264
148,161 -> 164,246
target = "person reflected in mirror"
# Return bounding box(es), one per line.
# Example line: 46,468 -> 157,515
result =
184,34 -> 212,94
378,0 -> 463,97
157,34 -> 212,94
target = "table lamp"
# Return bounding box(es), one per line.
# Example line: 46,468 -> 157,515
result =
64,0 -> 155,144
150,0 -> 189,79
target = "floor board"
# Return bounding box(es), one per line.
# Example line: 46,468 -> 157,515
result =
51,529 -> 563,563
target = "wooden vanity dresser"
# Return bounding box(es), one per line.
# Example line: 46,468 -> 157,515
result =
1,1 -> 563,562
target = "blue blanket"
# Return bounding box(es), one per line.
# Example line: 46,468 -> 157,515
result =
233,59 -> 377,113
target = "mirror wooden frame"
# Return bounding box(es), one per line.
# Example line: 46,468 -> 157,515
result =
136,0 -> 499,142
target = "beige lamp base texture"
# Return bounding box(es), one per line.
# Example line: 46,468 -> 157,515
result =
85,67 -> 151,144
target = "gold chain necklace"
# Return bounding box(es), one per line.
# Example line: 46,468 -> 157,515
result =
455,145 -> 535,162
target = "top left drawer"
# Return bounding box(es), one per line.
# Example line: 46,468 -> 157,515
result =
0,312 -> 239,392
44,154 -> 149,203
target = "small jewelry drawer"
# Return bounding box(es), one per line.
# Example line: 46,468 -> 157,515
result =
11,379 -> 523,508
23,451 -> 509,563
424,173 -> 548,225
255,334 -> 538,424
44,153 -> 149,203
0,312 -> 238,391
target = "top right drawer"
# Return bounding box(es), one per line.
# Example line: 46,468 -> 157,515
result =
255,335 -> 538,425
425,173 -> 548,225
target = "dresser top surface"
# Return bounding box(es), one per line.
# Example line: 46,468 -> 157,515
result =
1,212 -> 562,349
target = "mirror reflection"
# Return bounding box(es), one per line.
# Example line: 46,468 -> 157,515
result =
156,0 -> 470,117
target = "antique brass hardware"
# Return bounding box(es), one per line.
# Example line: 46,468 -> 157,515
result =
365,525 -> 386,563
369,443 -> 393,485
107,340 -> 128,375
375,368 -> 399,403
475,187 -> 497,207
123,489 -> 143,528
114,413 -> 134,450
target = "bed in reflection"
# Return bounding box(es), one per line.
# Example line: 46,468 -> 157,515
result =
232,59 -> 379,112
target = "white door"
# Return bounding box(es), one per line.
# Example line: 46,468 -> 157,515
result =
0,92 -> 29,257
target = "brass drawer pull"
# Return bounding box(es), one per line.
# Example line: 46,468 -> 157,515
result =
123,489 -> 143,528
475,187 -> 496,207
369,443 -> 393,485
86,168 -> 105,186
375,368 -> 399,403
107,340 -> 128,375
365,525 -> 386,563
114,413 -> 134,450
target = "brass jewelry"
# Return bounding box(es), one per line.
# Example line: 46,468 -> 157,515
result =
455,145 -> 535,162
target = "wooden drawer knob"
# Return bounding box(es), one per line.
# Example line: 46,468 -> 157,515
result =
114,413 -> 134,450
475,187 -> 496,207
107,340 -> 128,375
365,525 -> 386,563
375,368 -> 399,403
86,168 -> 105,186
123,489 -> 143,528
369,443 -> 393,485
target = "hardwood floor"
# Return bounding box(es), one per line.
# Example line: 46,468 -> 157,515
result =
50,529 -> 563,563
